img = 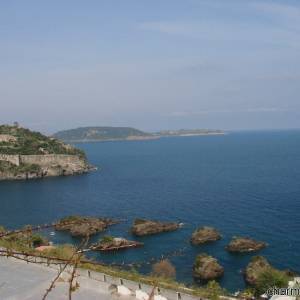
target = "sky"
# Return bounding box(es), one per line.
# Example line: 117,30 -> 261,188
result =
0,0 -> 299,134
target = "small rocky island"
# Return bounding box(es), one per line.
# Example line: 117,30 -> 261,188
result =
191,226 -> 221,245
55,216 -> 117,237
193,253 -> 224,280
226,237 -> 267,253
131,219 -> 180,236
91,236 -> 144,251
0,124 -> 93,180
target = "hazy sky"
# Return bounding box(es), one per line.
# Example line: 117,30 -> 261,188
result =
0,0 -> 299,133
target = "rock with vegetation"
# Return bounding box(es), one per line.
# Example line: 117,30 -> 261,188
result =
245,256 -> 291,295
0,124 -> 92,180
55,216 -> 117,237
226,237 -> 267,253
131,219 -> 180,236
193,253 -> 224,280
91,236 -> 143,251
191,227 -> 221,245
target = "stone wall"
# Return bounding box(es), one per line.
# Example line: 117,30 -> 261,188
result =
0,154 -> 20,166
19,154 -> 86,168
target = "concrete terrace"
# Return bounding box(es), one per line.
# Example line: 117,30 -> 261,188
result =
0,256 -> 134,300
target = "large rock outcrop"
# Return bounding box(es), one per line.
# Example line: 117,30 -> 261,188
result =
131,219 -> 180,236
0,125 -> 93,181
55,216 -> 117,237
0,154 -> 92,181
191,227 -> 221,245
226,237 -> 267,253
193,253 -> 224,280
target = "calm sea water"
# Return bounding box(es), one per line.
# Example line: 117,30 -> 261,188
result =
1,131 -> 300,291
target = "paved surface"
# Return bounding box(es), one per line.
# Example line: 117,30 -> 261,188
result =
0,256 -> 134,300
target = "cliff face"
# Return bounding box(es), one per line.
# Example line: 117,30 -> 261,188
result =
0,125 -> 93,181
0,154 -> 91,181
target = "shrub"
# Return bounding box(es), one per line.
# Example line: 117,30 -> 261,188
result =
101,236 -> 114,243
0,226 -> 6,233
42,244 -> 78,260
255,268 -> 290,296
206,280 -> 224,300
152,259 -> 176,279
30,234 -> 49,247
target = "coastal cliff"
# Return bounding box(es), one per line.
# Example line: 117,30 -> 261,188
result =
0,125 -> 92,180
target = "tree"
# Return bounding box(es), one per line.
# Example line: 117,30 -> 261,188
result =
152,259 -> 176,279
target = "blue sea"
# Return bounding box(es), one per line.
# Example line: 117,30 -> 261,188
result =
1,131 -> 300,292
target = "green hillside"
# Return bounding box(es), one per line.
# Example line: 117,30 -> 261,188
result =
0,125 -> 85,157
53,126 -> 153,142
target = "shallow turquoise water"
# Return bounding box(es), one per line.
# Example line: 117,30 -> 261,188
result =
1,131 -> 300,291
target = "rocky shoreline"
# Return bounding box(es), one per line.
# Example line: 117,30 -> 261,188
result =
0,159 -> 94,181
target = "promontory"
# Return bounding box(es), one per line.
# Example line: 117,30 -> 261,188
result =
53,126 -> 225,143
0,124 -> 92,180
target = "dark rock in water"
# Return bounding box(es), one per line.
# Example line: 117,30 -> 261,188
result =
193,253 -> 224,280
191,226 -> 221,245
55,216 -> 117,237
131,219 -> 180,236
244,256 -> 272,285
91,236 -> 144,251
226,237 -> 267,253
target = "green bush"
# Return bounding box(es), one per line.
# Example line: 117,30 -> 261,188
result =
255,268 -> 290,295
101,236 -> 114,243
205,281 -> 225,300
30,234 -> 49,247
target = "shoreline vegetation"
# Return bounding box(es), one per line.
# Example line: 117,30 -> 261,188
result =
0,216 -> 295,299
53,126 -> 226,143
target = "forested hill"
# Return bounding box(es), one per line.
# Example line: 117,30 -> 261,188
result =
53,127 -> 154,142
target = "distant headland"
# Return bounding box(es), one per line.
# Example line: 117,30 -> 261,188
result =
53,126 -> 225,143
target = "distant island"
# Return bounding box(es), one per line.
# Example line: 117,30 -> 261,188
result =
0,124 -> 92,181
154,129 -> 225,137
53,126 -> 225,143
